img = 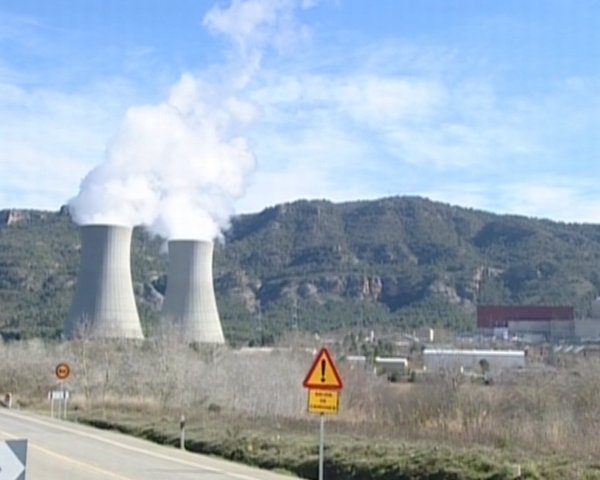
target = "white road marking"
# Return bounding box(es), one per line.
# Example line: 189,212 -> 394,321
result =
0,428 -> 133,480
1,411 -> 265,480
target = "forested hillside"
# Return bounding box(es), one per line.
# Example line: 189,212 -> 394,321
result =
2,196 -> 600,344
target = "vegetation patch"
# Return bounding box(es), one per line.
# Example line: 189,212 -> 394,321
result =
3,338 -> 600,479
72,409 -> 599,480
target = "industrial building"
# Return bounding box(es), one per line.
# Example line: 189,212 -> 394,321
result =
574,297 -> 600,340
477,305 -> 574,342
477,303 -> 600,342
423,348 -> 525,372
374,356 -> 409,377
160,240 -> 225,344
65,225 -> 144,339
66,228 -> 226,343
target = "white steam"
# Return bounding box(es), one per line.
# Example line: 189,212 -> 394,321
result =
68,0 -> 316,240
69,72 -> 256,240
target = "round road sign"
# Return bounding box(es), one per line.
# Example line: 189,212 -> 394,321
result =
55,362 -> 71,380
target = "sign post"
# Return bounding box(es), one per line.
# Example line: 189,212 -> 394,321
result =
48,390 -> 70,419
319,414 -> 325,480
51,362 -> 71,420
0,439 -> 27,480
302,348 -> 343,480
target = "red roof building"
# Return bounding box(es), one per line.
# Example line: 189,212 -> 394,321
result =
477,305 -> 574,329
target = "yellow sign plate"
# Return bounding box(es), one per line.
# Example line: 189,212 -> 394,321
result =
307,389 -> 340,415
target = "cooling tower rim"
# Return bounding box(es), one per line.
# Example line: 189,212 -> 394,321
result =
76,222 -> 136,229
167,238 -> 214,244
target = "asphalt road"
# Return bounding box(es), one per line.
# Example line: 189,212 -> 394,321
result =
0,409 -> 301,480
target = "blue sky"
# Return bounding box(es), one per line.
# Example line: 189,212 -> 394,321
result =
2,0 -> 600,225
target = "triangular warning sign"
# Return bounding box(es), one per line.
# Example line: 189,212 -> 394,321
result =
303,347 -> 343,390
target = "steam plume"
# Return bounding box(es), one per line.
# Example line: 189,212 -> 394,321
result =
68,0 -> 316,240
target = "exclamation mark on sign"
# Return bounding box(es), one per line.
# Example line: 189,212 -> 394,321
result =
321,359 -> 326,382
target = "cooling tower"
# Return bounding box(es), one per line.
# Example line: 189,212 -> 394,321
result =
65,225 -> 144,339
161,240 -> 225,344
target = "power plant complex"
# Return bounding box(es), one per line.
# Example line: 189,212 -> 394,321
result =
65,225 -> 225,344
64,225 -> 600,346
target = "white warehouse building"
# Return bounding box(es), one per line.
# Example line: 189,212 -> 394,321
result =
423,349 -> 525,372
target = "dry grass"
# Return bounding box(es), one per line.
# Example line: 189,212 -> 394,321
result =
2,337 -> 600,474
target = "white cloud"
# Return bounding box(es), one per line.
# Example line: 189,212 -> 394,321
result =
499,182 -> 600,223
3,2 -> 600,227
336,76 -> 447,126
0,79 -> 139,209
423,177 -> 600,224
234,32 -> 600,219
203,0 -> 316,56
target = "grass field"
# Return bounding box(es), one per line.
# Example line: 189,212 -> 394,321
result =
3,337 -> 600,479
70,406 -> 600,480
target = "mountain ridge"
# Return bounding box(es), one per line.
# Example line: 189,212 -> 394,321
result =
1,196 -> 599,344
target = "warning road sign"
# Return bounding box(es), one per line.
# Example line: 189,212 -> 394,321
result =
55,363 -> 70,380
0,439 -> 27,480
307,389 -> 340,415
303,348 -> 343,390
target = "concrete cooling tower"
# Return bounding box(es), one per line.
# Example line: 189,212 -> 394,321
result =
160,240 -> 225,344
65,225 -> 144,339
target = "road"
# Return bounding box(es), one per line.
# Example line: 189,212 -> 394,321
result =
0,409 -> 301,480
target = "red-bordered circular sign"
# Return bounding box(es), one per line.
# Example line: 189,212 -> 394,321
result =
55,362 -> 71,380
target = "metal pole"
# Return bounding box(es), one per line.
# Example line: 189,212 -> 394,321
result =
319,413 -> 325,480
58,380 -> 67,420
179,414 -> 186,450
63,390 -> 68,420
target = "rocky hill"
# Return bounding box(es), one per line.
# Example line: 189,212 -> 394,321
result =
2,196 -> 600,344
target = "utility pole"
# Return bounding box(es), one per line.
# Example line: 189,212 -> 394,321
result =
292,297 -> 299,330
257,302 -> 263,346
